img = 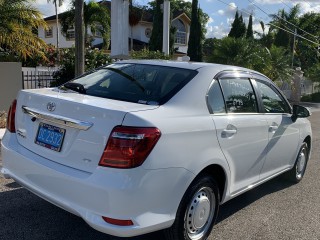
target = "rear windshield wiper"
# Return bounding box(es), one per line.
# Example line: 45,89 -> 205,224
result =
59,82 -> 86,94
106,67 -> 145,92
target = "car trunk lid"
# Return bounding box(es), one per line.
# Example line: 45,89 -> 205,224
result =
15,88 -> 158,173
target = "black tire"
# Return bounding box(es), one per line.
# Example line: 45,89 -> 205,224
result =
164,175 -> 220,240
285,142 -> 309,183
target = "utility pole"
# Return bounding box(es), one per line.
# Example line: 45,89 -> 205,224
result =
75,0 -> 84,77
162,0 -> 170,55
291,28 -> 297,68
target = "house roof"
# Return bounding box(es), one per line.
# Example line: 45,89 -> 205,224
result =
44,12 -> 68,21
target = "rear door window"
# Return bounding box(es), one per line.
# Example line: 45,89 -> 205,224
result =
70,64 -> 197,105
220,78 -> 258,113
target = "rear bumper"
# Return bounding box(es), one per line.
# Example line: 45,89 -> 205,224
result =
1,133 -> 194,237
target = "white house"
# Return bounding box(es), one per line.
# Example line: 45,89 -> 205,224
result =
38,14 -> 103,49
38,2 -> 191,54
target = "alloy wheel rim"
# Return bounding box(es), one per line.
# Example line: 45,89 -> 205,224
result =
184,187 -> 215,240
296,149 -> 306,180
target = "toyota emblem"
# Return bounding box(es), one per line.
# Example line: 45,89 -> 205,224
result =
47,102 -> 56,112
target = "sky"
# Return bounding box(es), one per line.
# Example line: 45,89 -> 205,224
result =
34,0 -> 320,39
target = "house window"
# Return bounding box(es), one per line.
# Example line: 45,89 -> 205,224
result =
45,27 -> 53,38
172,19 -> 187,45
94,25 -> 103,38
66,29 -> 75,40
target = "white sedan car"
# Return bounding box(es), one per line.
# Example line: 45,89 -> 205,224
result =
1,60 -> 311,240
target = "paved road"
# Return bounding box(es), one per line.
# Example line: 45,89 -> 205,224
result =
0,111 -> 319,240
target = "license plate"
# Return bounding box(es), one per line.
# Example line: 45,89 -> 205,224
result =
35,123 -> 65,152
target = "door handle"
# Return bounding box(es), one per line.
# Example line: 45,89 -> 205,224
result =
221,124 -> 237,138
222,129 -> 237,134
269,123 -> 279,132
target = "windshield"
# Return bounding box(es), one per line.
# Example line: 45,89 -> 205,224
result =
68,63 -> 197,105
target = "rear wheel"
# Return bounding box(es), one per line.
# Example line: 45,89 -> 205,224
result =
165,175 -> 220,240
285,142 -> 309,183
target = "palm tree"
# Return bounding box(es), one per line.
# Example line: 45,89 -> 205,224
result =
208,37 -> 292,82
47,0 -> 63,63
263,45 -> 293,82
60,1 -> 110,48
60,0 -> 110,76
0,0 -> 47,59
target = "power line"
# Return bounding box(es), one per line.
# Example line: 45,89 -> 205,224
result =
215,0 -> 320,46
248,0 -> 319,40
280,0 -> 291,9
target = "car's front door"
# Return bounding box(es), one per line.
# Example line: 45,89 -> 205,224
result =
207,76 -> 269,196
253,79 -> 300,180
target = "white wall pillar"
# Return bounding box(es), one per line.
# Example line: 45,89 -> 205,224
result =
162,0 -> 170,55
111,0 -> 129,58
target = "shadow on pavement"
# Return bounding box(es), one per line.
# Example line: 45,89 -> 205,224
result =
0,174 -> 295,240
0,186 -> 165,240
216,175 -> 294,223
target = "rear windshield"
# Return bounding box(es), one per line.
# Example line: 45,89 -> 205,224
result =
69,63 -> 197,105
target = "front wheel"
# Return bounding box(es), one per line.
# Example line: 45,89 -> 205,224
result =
165,175 -> 220,240
285,142 -> 309,183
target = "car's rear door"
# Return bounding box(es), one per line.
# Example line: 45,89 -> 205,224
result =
207,73 -> 269,196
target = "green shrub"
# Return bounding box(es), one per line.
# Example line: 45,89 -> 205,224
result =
131,49 -> 170,60
301,92 -> 320,102
51,48 -> 112,87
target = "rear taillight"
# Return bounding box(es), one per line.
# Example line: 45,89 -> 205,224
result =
99,126 -> 161,168
6,99 -> 17,133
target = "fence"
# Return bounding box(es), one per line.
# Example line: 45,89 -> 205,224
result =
22,67 -> 58,89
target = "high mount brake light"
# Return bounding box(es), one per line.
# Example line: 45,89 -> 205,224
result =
99,126 -> 161,168
6,99 -> 17,133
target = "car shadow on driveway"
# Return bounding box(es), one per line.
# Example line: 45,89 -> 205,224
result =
0,175 -> 294,240
216,175 -> 294,224
0,184 -> 165,240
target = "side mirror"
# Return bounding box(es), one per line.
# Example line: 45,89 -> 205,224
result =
291,104 -> 311,122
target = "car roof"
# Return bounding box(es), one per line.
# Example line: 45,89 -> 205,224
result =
115,59 -> 270,80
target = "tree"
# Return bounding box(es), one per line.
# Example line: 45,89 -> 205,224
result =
246,14 -> 254,39
263,45 -> 293,82
47,0 -> 63,63
0,0 -> 47,60
187,0 -> 203,61
149,0 -> 163,51
295,12 -> 320,72
256,21 -> 274,49
306,63 -> 320,83
60,1 -> 110,48
270,5 -> 300,50
228,11 -> 246,39
147,0 -> 209,53
207,37 -> 292,82
75,0 -> 84,76
203,38 -> 219,60
272,10 -> 290,48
